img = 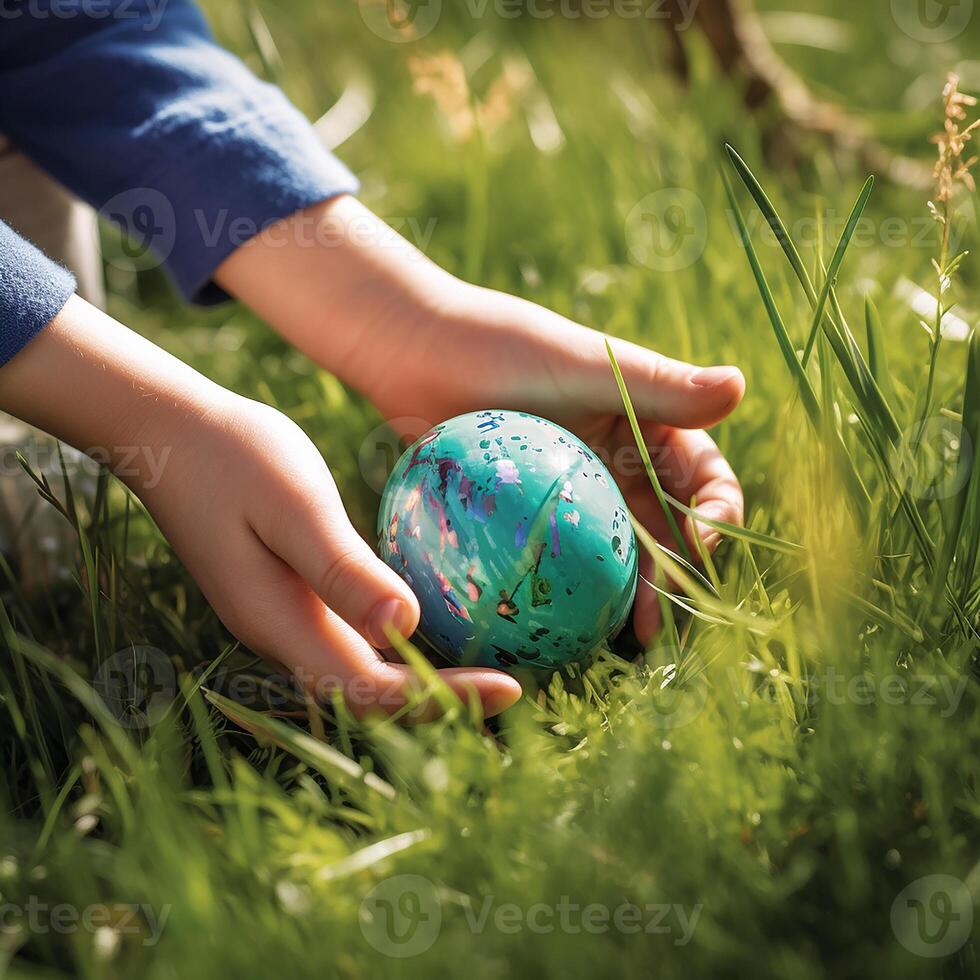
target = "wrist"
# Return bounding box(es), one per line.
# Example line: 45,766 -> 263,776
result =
214,195 -> 458,393
0,294 -> 231,493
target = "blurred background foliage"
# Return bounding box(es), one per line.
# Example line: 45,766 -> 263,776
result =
2,1 -> 980,977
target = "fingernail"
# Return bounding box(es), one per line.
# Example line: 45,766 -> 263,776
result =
367,598 -> 411,648
483,681 -> 523,718
692,502 -> 729,543
690,366 -> 741,389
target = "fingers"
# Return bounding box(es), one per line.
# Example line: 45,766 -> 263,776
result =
656,426 -> 744,550
241,452 -> 522,720
622,490 -> 681,646
626,425 -> 743,646
633,552 -> 662,647
627,422 -> 743,547
600,336 -> 745,429
223,540 -> 522,721
278,603 -> 523,723
248,464 -> 422,651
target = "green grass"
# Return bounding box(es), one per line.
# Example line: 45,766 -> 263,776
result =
3,2 -> 980,977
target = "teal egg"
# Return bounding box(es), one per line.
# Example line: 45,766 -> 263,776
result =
377,410 -> 638,671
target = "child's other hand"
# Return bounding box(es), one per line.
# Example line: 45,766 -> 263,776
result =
137,394 -> 522,720
0,296 -> 522,721
218,197 -> 745,646
368,289 -> 745,645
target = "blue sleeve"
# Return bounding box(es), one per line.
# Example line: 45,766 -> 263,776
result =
0,220 -> 75,367
0,0 -> 359,307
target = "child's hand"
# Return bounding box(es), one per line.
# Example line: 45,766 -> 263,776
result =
217,196 -> 745,644
368,291 -> 744,645
135,395 -> 525,720
0,296 -> 522,720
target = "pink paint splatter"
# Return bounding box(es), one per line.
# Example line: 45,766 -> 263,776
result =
423,491 -> 457,552
563,510 -> 580,527
495,459 -> 521,486
403,429 -> 441,475
404,486 -> 422,514
434,569 -> 472,622
465,566 -> 483,601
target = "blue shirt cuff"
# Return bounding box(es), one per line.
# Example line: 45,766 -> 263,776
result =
0,220 -> 75,367
0,0 -> 360,307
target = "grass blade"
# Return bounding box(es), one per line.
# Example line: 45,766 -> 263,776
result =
721,168 -> 822,426
722,167 -> 870,512
801,176 -> 875,367
631,518 -> 777,634
605,340 -> 691,562
865,296 -> 884,383
203,689 -> 399,803
724,144 -> 814,302
950,330 -> 980,595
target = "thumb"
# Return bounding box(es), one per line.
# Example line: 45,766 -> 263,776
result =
256,496 -> 524,720
599,336 -> 745,428
252,481 -> 421,650
366,663 -> 523,723
278,609 -> 524,723
245,574 -> 524,723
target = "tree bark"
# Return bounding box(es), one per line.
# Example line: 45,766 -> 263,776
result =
662,0 -> 932,189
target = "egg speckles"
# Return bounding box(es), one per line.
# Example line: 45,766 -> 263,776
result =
378,410 -> 638,671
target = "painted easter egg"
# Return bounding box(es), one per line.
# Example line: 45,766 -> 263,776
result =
377,410 -> 638,671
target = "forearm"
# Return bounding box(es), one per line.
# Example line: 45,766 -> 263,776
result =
0,1 -> 358,306
213,196 -> 457,393
0,295 -> 225,484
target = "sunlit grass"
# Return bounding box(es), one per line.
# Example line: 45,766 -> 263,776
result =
1,3 -> 979,978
